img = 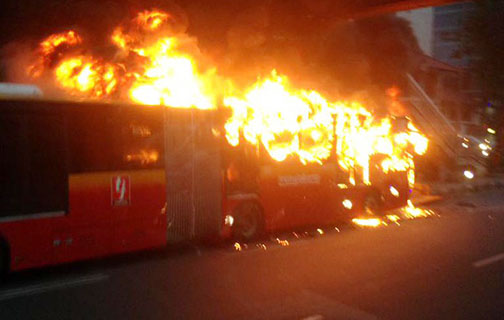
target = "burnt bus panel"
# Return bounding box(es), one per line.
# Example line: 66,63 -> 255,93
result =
164,109 -> 222,243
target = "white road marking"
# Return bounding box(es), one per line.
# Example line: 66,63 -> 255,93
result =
473,253 -> 504,268
0,273 -> 108,302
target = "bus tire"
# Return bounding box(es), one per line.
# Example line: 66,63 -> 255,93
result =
363,190 -> 384,216
232,202 -> 264,241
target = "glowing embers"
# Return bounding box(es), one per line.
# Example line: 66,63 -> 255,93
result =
125,149 -> 159,165
352,200 -> 436,228
352,218 -> 383,228
400,200 -> 436,219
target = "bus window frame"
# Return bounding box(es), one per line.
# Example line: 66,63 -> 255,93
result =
0,107 -> 70,219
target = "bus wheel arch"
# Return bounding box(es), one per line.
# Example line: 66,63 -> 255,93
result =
232,200 -> 265,241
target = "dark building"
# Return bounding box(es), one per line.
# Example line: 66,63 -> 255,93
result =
433,2 -> 475,67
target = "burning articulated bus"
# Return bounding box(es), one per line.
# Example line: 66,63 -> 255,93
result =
163,97 -> 423,243
0,9 -> 431,273
192,114 -> 412,242
0,96 -> 420,273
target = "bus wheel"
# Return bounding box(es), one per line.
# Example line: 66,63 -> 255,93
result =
232,202 -> 263,241
363,191 -> 384,216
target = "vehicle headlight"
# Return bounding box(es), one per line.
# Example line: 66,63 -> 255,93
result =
342,199 -> 353,209
224,215 -> 234,227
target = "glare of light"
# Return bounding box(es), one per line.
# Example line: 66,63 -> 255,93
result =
338,184 -> 348,189
276,238 -> 290,246
342,199 -> 353,209
352,218 -> 382,227
482,150 -> 489,157
386,215 -> 401,223
317,228 -> 324,235
479,143 -> 489,151
389,186 -> 400,197
211,128 -> 221,137
401,199 -> 436,219
464,170 -> 474,179
224,215 -> 234,227
461,142 -> 469,149
256,243 -> 267,250
234,242 -> 242,251
488,128 -> 496,134
484,139 -> 490,143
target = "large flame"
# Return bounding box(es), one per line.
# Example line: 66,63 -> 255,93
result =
28,30 -> 82,78
224,71 -> 428,187
26,9 -> 428,192
28,10 -> 218,109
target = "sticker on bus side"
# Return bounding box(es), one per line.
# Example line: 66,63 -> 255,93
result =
278,174 -> 321,187
111,175 -> 131,206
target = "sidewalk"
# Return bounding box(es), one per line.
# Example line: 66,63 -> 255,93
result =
429,174 -> 504,195
410,193 -> 443,206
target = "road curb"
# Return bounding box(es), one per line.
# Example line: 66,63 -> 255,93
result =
430,178 -> 504,196
411,195 -> 443,207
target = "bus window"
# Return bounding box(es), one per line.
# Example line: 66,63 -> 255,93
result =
0,113 -> 67,218
119,118 -> 164,170
25,114 -> 67,214
0,114 -> 25,217
67,112 -> 119,173
67,108 -> 163,173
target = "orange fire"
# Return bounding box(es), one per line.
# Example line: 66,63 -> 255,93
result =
28,10 -> 218,109
27,9 -> 428,193
352,200 -> 436,228
28,30 -> 82,78
352,218 -> 383,228
53,56 -> 120,97
224,71 -> 428,187
125,149 -> 159,165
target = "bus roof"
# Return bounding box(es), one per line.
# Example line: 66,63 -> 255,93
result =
0,83 -> 43,99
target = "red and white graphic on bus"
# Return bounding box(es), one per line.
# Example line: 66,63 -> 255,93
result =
111,175 -> 130,206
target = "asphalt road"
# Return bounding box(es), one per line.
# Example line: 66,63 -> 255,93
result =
1,190 -> 504,320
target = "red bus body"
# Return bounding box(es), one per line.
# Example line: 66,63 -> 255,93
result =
1,170 -> 166,271
0,100 -> 409,272
220,161 -> 409,238
0,100 -> 167,272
